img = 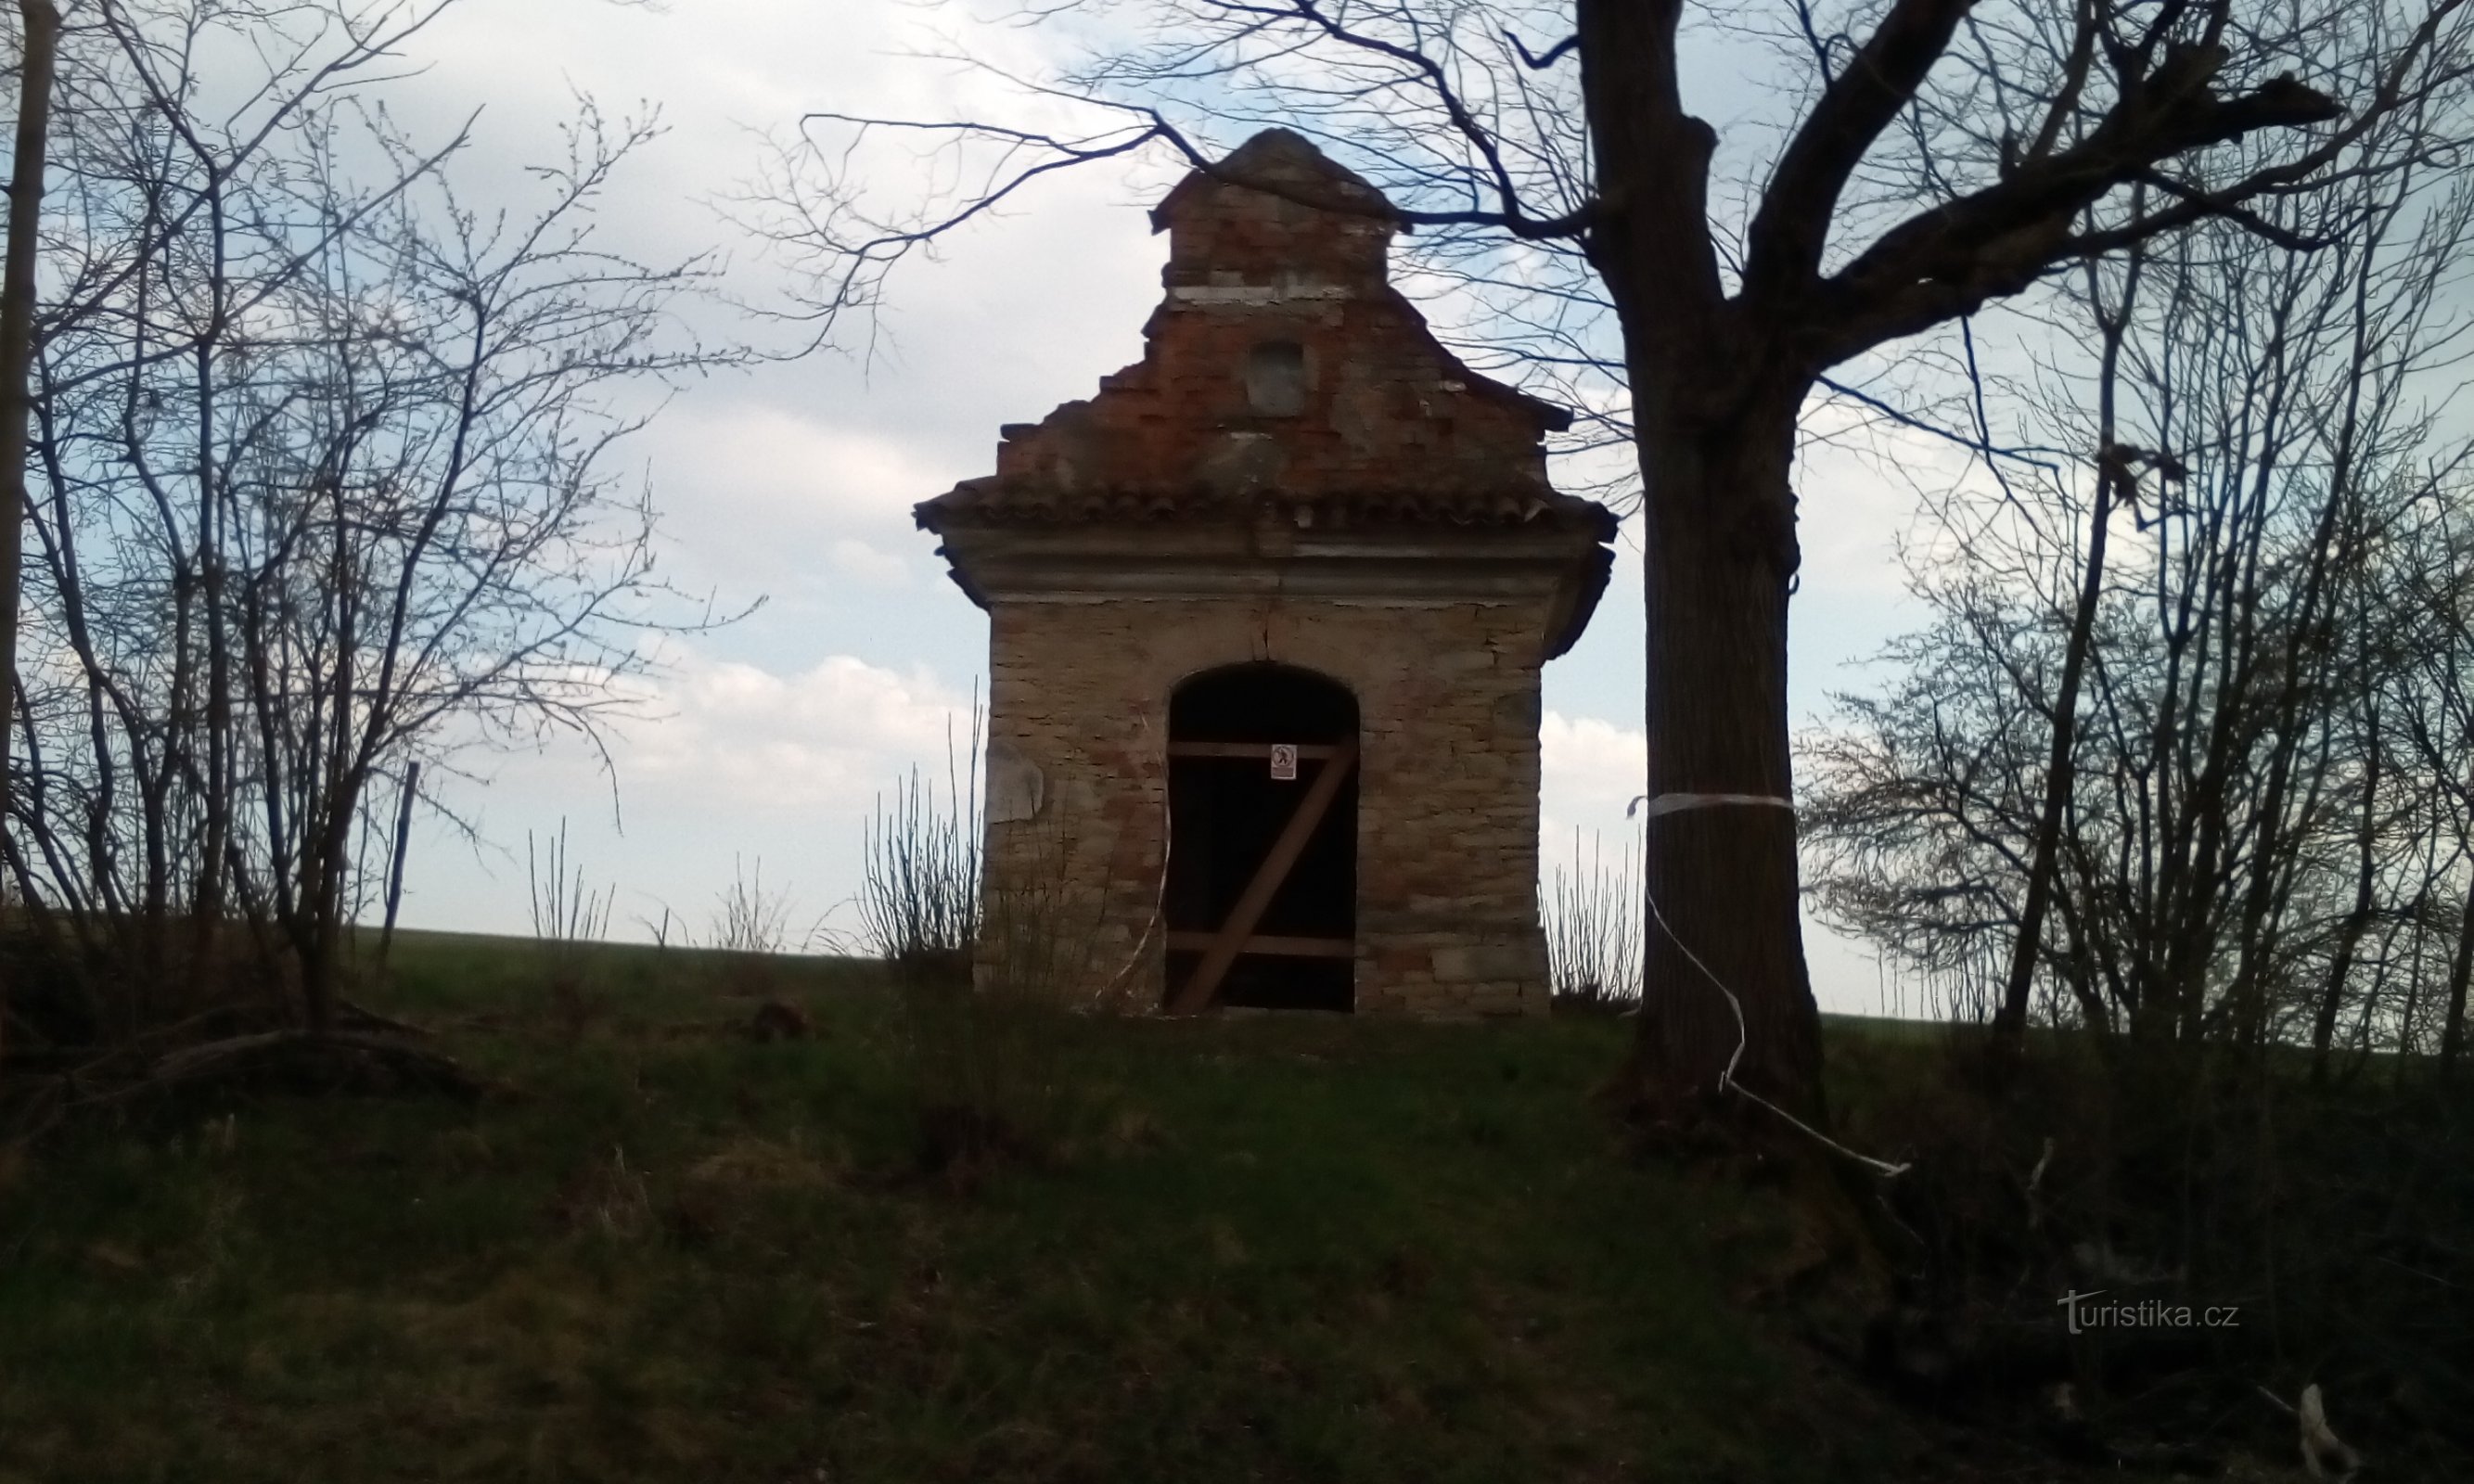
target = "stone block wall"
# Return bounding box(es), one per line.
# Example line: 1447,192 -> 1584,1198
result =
982,588 -> 1554,1018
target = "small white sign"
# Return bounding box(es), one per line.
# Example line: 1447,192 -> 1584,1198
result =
1269,743 -> 1299,781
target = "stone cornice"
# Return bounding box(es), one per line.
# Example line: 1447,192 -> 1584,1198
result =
935,519 -> 1613,660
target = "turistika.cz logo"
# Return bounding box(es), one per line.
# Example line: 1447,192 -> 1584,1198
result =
2057,1290 -> 2241,1335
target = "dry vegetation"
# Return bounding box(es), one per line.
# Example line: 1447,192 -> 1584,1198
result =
1543,827 -> 1645,1017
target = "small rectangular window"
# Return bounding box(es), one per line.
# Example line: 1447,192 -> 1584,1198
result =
1245,340 -> 1308,416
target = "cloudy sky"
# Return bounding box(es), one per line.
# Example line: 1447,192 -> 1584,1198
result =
375,0 -> 1952,1015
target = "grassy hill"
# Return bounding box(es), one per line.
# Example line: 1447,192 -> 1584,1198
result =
0,929 -> 2019,1483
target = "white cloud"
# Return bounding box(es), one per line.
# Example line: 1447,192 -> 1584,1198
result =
1540,709 -> 1647,825
405,646 -> 981,944
1795,410 -> 1945,602
647,402 -> 960,548
830,538 -> 913,589
625,648 -> 973,810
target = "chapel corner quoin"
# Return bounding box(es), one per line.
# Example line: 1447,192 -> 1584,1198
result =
913,129 -> 1618,1017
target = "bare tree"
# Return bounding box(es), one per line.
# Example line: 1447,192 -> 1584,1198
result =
4,0 -> 738,1057
755,0 -> 2474,1121
1795,147 -> 2474,1437
1802,134 -> 2474,1068
0,0 -> 61,896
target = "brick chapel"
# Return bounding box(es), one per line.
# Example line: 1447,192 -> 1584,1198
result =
914,129 -> 1618,1017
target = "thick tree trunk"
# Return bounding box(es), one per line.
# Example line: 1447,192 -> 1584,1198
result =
1623,396 -> 1824,1120
298,773 -> 364,1036
1577,0 -> 1823,1123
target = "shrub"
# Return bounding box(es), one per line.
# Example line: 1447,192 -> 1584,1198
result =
854,714 -> 981,977
855,699 -> 1097,1177
527,821 -> 612,1040
705,855 -> 799,1001
1542,828 -> 1643,1016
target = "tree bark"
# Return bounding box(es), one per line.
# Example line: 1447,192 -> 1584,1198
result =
0,0 -> 61,874
1625,390 -> 1821,1119
1578,0 -> 1822,1120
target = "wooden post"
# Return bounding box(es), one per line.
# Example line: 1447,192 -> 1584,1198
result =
375,761 -> 419,973
1169,737 -> 1357,1013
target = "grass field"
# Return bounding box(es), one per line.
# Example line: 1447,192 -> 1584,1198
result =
0,930 -> 1980,1483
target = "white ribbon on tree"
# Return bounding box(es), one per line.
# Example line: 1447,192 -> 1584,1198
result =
1626,787 -> 1910,1178
1628,791 -> 1797,821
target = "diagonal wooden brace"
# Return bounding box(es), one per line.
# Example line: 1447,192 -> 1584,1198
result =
1167,736 -> 1360,1014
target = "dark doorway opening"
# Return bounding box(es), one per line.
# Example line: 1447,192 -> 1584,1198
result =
1166,664 -> 1358,1012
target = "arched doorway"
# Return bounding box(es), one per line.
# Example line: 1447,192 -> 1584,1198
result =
1164,664 -> 1359,1012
